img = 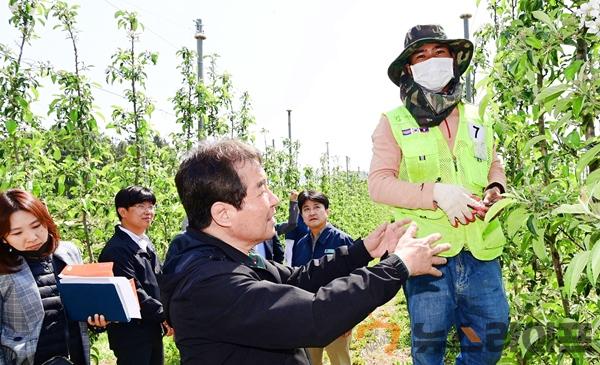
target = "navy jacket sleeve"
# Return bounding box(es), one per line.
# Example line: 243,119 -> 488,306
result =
271,235 -> 285,264
337,232 -> 354,248
99,246 -> 165,323
275,201 -> 298,236
174,240 -> 409,349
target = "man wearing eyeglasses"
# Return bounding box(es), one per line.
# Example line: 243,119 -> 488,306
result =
99,186 -> 173,365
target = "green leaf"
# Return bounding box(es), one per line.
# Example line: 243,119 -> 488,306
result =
523,135 -> 547,154
534,84 -> 568,104
16,96 -> 29,109
556,318 -> 586,362
526,215 -> 537,235
576,144 -> 600,179
478,92 -> 490,120
564,60 -> 584,81
519,325 -> 545,356
569,350 -> 586,365
506,207 -> 528,237
552,203 -> 586,215
532,10 -> 557,31
69,109 -> 78,124
592,341 -> 600,354
589,242 -> 600,286
56,175 -> 65,195
565,130 -> 581,149
485,198 -> 517,223
572,95 -> 584,117
589,182 -> 600,200
22,110 -> 33,123
52,146 -> 61,160
474,75 -> 488,90
48,98 -> 60,113
5,119 -> 18,134
586,169 -> 600,186
525,36 -> 542,49
564,251 -> 590,297
532,226 -> 550,262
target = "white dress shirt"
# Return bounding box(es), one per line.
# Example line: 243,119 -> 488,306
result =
118,225 -> 151,252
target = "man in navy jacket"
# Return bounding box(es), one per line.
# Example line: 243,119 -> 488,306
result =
99,186 -> 173,365
291,190 -> 354,267
291,190 -> 354,365
158,139 -> 450,365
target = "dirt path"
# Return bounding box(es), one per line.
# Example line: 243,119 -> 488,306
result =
351,296 -> 412,365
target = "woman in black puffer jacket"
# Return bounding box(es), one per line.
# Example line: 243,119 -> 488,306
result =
0,189 -> 107,365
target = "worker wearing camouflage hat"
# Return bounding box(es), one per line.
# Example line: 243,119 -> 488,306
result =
368,24 -> 509,364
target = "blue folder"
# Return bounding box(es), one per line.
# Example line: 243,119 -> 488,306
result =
58,283 -> 132,322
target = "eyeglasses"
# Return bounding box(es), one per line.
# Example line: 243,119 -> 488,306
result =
132,203 -> 156,212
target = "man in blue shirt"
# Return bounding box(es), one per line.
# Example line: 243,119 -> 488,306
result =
292,190 -> 354,365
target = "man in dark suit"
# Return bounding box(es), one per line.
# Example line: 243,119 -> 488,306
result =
99,186 -> 173,365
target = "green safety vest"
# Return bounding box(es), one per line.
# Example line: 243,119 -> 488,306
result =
385,103 -> 506,260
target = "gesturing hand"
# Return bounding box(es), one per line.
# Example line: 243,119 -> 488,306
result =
393,223 -> 451,277
380,219 -> 412,255
363,222 -> 386,258
363,219 -> 411,258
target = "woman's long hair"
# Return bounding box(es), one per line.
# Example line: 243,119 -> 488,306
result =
0,189 -> 60,274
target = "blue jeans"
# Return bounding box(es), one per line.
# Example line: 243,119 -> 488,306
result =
404,251 -> 509,365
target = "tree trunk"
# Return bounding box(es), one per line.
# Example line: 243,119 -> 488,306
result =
130,35 -> 142,184
82,210 -> 94,261
537,64 -> 571,317
575,37 -> 598,173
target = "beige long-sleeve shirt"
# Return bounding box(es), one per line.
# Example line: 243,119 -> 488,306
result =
368,107 -> 506,210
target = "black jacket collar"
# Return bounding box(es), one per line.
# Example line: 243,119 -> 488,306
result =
112,225 -> 152,255
185,228 -> 257,268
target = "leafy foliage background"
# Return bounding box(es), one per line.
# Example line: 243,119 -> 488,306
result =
1,0 -> 599,364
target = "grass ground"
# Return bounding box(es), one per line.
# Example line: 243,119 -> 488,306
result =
93,334 -> 179,365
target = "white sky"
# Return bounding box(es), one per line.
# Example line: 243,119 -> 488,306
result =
0,0 -> 491,171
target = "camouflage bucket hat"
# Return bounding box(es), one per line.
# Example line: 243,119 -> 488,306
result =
387,24 -> 474,87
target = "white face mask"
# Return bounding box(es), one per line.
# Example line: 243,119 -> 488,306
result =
410,57 -> 455,93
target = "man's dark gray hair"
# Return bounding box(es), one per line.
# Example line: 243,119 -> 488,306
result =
175,139 -> 262,230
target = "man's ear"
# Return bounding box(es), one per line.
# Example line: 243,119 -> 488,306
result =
404,64 -> 412,76
117,207 -> 128,219
210,202 -> 235,228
